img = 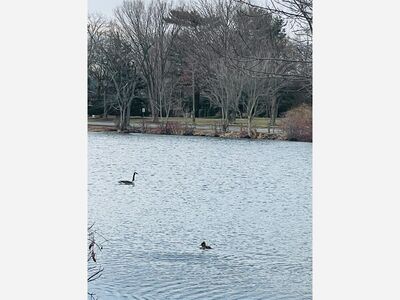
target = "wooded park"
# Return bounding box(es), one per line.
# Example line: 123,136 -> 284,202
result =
88,0 -> 312,141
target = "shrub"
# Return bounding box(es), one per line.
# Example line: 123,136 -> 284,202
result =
280,104 -> 312,142
164,121 -> 181,135
154,121 -> 194,135
182,123 -> 195,135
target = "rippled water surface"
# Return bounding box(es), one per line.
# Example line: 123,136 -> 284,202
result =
88,132 -> 312,300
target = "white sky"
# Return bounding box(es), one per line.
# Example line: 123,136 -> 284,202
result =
88,0 -> 126,16
89,0 -> 181,16
88,0 -> 265,17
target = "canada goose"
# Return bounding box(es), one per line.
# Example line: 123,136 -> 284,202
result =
118,172 -> 138,185
200,241 -> 212,250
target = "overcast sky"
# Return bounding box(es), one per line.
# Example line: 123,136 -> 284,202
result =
88,0 -> 126,16
88,0 -> 179,16
88,0 -> 265,17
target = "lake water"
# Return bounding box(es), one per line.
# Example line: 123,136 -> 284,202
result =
88,132 -> 312,300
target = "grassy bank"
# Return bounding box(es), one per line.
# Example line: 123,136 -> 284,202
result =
89,115 -> 282,128
88,116 -> 287,141
88,104 -> 312,142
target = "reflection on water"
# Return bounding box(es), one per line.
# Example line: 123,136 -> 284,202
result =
88,132 -> 312,299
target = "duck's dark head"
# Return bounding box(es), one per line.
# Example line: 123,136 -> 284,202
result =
200,241 -> 206,247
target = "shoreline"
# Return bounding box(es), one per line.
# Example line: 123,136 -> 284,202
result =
88,123 -> 295,142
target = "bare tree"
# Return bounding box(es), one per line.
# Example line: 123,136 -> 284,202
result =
203,60 -> 244,131
88,15 -> 106,70
188,0 -> 245,131
231,5 -> 300,131
165,6 -> 203,123
234,0 -> 312,99
99,22 -> 142,131
235,0 -> 312,37
115,0 -> 181,122
88,15 -> 113,117
241,76 -> 267,136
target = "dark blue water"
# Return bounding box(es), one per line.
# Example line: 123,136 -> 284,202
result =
88,132 -> 312,299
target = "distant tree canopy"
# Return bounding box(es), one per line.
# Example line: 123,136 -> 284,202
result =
88,0 -> 312,132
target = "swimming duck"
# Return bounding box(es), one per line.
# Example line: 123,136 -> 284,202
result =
118,172 -> 138,185
200,241 -> 212,250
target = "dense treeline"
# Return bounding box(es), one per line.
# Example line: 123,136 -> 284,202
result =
88,0 -> 312,134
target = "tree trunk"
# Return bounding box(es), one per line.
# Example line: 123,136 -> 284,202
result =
117,100 -> 132,132
159,93 -> 163,121
222,120 -> 228,132
268,95 -> 277,134
149,97 -> 158,122
120,104 -> 127,132
103,90 -> 108,119
268,94 -> 280,133
247,115 -> 252,137
125,100 -> 132,130
192,65 -> 195,123
221,107 -> 229,133
117,104 -> 124,131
